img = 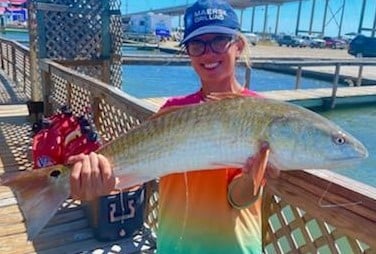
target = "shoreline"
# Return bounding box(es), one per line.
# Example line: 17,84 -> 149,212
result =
156,41 -> 376,85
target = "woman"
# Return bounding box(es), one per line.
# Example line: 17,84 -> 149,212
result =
68,0 -> 279,253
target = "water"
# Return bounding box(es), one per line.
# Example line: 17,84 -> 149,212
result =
320,105 -> 376,187
122,46 -> 171,56
0,30 -> 29,42
122,65 -> 332,98
122,63 -> 376,188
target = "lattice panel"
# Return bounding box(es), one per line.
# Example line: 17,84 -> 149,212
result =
71,64 -> 104,82
109,14 -> 123,89
96,101 -> 142,143
264,195 -> 372,254
49,74 -> 94,117
50,73 -> 69,110
69,83 -> 92,115
38,0 -> 103,60
29,0 -> 122,88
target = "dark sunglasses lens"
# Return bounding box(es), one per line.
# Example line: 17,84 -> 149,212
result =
211,36 -> 233,53
187,40 -> 205,56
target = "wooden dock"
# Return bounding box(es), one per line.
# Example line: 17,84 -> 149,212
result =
141,85 -> 376,109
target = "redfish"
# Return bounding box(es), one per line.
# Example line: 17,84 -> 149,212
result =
0,96 -> 368,240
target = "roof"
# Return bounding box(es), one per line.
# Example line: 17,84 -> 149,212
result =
10,0 -> 26,5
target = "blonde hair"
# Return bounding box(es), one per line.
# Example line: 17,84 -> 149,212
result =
237,33 -> 252,68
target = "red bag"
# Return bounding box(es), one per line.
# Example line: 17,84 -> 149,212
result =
32,107 -> 101,169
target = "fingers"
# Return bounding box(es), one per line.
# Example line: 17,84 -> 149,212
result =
98,153 -> 116,194
69,152 -> 115,201
241,142 -> 271,194
70,158 -> 83,200
243,141 -> 270,174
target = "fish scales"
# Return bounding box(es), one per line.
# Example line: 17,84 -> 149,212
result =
99,98 -> 269,186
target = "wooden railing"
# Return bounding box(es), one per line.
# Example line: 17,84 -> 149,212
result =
0,37 -> 31,100
38,58 -> 376,253
1,37 -> 375,253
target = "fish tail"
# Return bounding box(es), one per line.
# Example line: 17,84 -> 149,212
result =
0,165 -> 71,240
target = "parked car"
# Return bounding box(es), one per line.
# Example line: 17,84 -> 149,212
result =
322,36 -> 347,49
243,32 -> 259,46
295,36 -> 310,47
348,35 -> 376,57
343,32 -> 359,43
311,38 -> 326,48
277,35 -> 300,47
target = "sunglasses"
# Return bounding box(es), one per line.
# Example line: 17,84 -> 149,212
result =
185,35 -> 238,57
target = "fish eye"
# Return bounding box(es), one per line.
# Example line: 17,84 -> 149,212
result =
50,170 -> 61,178
333,133 -> 346,145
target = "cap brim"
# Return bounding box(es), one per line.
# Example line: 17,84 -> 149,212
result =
180,26 -> 239,45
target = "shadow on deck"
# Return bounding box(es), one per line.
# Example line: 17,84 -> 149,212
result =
0,111 -> 156,253
0,69 -> 28,104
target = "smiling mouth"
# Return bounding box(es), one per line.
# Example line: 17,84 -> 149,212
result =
202,62 -> 220,70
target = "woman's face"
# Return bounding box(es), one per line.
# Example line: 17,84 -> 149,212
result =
186,33 -> 243,84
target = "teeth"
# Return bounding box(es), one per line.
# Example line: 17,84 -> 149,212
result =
204,62 -> 219,69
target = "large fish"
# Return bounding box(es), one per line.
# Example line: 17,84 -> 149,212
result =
0,96 -> 368,240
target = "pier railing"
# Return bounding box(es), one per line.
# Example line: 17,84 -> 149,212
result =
0,37 -> 375,252
37,58 -> 376,253
0,38 -> 31,99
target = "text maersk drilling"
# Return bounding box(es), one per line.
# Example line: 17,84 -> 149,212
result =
194,9 -> 227,22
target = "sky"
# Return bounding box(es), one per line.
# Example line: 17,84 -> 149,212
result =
121,0 -> 376,37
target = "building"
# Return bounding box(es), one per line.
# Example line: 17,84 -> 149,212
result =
0,0 -> 27,28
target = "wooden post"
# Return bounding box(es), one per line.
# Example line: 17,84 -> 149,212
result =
331,63 -> 341,109
295,66 -> 302,89
245,67 -> 251,89
11,46 -> 17,87
23,54 -> 26,92
41,64 -> 53,116
357,64 -> 363,86
0,41 -> 3,70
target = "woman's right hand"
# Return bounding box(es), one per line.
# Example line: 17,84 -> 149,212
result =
67,152 -> 117,201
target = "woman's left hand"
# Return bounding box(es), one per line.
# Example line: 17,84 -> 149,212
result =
242,141 -> 280,195
228,142 -> 280,209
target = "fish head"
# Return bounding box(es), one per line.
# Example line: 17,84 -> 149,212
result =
265,109 -> 368,171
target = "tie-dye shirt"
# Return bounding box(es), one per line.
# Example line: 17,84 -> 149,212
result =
157,89 -> 263,254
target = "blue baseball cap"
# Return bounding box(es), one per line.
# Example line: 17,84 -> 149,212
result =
180,0 -> 241,45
